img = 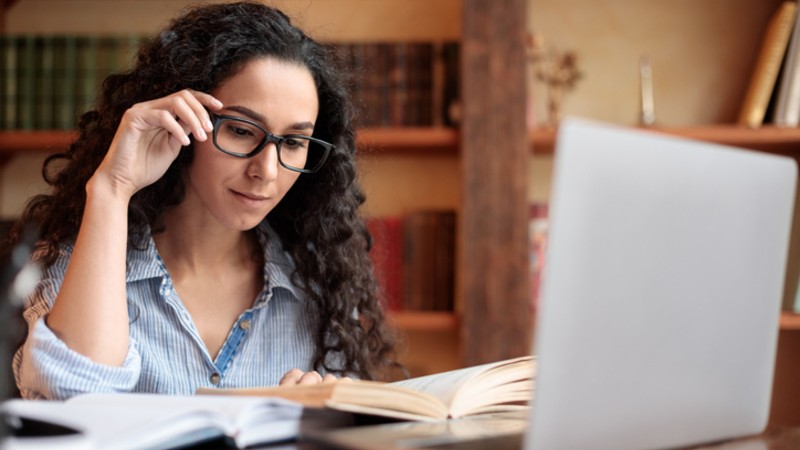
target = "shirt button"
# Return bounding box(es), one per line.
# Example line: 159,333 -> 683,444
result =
209,373 -> 221,385
239,319 -> 251,330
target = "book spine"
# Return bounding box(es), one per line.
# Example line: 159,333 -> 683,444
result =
774,4 -> 800,126
413,43 -> 434,127
403,210 -> 456,311
36,35 -> 55,130
441,41 -> 461,127
54,35 -> 77,130
16,35 -> 36,130
389,42 -> 408,126
738,1 -> 798,128
75,35 -> 98,121
0,35 -> 10,130
366,216 -> 405,312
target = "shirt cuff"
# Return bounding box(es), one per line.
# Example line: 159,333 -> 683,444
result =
17,317 -> 142,400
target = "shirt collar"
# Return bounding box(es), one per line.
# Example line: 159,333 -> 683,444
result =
125,223 -> 304,302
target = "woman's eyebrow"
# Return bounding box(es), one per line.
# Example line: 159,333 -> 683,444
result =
224,105 -> 315,131
224,105 -> 265,122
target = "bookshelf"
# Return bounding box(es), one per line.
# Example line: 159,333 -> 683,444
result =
5,0 -> 800,425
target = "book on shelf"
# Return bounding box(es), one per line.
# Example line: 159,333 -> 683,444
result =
788,278 -> 800,313
198,355 -> 536,422
52,35 -> 77,131
366,211 -> 456,313
2,393 -> 352,449
75,36 -> 99,122
2,36 -> 456,131
1,33 -> 147,131
774,1 -> 800,126
738,1 -> 797,128
403,210 -> 456,312
366,216 -> 405,312
783,179 -> 800,314
329,41 -> 455,128
16,35 -> 36,131
439,41 -> 461,127
1,35 -> 17,130
34,35 -> 55,130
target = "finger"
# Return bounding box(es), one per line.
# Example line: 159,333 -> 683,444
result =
171,95 -> 208,142
297,371 -> 323,385
182,89 -> 223,132
150,109 -> 191,146
279,368 -> 305,386
321,374 -> 338,383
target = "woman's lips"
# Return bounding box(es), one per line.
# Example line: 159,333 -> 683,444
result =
231,190 -> 269,207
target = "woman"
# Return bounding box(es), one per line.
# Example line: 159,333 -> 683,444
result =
6,1 -> 398,400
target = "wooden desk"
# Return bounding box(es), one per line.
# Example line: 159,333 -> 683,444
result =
230,426 -> 800,450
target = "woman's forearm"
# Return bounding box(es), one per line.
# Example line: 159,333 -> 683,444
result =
46,174 -> 132,366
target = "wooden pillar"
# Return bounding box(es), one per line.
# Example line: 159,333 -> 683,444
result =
460,0 -> 532,365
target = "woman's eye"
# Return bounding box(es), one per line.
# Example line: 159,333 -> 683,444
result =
231,126 -> 254,137
283,138 -> 309,150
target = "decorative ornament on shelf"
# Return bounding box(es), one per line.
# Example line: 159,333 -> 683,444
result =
526,32 -> 583,129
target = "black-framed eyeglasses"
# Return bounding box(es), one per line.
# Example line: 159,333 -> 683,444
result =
209,112 -> 333,174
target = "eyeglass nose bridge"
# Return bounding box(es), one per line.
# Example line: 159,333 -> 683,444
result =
251,132 -> 284,158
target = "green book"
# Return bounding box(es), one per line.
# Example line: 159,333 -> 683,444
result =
16,35 -> 37,130
75,35 -> 98,121
0,36 -> 7,130
4,35 -> 19,130
94,36 -> 119,102
53,35 -> 77,130
35,35 -> 55,130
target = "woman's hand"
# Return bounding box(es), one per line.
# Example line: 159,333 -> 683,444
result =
279,369 -> 350,386
92,89 -> 223,199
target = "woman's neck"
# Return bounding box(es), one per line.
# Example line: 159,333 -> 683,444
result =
153,206 -> 260,276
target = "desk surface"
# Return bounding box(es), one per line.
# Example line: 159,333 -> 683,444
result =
230,426 -> 800,450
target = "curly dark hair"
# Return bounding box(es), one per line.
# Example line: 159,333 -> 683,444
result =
3,1 -> 400,381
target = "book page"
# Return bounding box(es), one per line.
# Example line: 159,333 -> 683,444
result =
4,393 -> 306,449
391,356 -> 534,416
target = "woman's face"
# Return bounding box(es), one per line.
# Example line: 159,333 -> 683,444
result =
186,57 -> 319,230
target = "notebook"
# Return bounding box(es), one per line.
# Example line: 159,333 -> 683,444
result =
306,117 -> 798,450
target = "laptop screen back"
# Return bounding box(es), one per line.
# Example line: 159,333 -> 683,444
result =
526,118 -> 797,450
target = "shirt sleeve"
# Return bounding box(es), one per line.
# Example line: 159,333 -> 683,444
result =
12,247 -> 142,400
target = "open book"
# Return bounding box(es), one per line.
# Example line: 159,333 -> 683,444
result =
2,393 -> 352,449
198,355 -> 536,422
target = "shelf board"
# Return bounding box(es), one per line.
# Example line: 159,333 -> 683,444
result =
357,127 -> 459,155
781,312 -> 800,330
5,125 -> 800,157
387,311 -> 459,332
0,128 -> 460,155
530,124 -> 800,155
0,130 -> 78,154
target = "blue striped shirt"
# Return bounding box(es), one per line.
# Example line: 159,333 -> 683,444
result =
13,223 -> 321,400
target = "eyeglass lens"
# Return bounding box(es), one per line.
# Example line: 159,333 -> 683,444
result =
215,118 -> 327,172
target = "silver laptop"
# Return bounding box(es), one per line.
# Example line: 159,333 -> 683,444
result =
527,117 -> 796,450
305,118 -> 797,450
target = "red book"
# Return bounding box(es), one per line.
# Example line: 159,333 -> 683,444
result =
366,217 -> 404,311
